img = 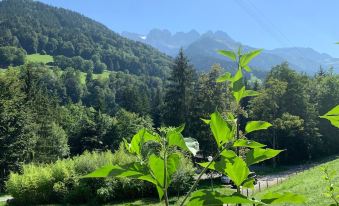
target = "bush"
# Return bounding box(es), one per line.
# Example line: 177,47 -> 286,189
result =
5,145 -> 195,204
169,154 -> 195,195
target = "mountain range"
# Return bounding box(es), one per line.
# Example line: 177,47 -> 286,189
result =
122,29 -> 339,74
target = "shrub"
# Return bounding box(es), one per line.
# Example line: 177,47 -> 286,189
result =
5,145 -> 195,204
169,154 -> 195,195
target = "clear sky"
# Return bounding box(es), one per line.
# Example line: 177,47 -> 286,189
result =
38,0 -> 339,57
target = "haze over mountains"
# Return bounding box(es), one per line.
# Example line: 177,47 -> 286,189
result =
122,29 -> 339,74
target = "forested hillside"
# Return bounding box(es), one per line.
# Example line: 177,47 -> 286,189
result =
0,0 -> 339,205
0,0 -> 172,77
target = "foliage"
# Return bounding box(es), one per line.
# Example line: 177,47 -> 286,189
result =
180,48 -> 304,206
321,166 -> 339,205
0,46 -> 26,67
249,63 -> 322,163
84,126 -> 199,206
162,49 -> 196,127
188,64 -> 231,156
320,105 -> 339,128
0,0 -> 172,77
6,147 -> 194,205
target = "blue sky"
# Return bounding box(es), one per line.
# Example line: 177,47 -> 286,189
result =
39,0 -> 339,57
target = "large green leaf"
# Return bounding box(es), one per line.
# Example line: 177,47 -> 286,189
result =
83,163 -> 143,178
198,150 -> 237,174
216,72 -> 232,83
128,129 -> 160,156
149,154 -> 165,188
245,121 -> 272,134
231,69 -> 245,103
166,153 -> 181,185
187,190 -> 260,206
83,163 -> 158,186
239,49 -> 263,67
218,50 -> 237,62
260,192 -> 306,204
233,139 -> 266,148
167,126 -> 199,156
320,105 -> 339,128
246,148 -> 283,166
224,156 -> 249,187
209,112 -> 233,147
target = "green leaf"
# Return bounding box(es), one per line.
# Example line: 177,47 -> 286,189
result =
244,65 -> 251,72
156,186 -> 164,201
233,139 -> 266,148
209,112 -> 233,147
224,156 -> 249,186
218,50 -> 237,61
198,150 -> 237,174
245,121 -> 272,134
243,89 -> 260,98
187,190 -> 260,206
239,49 -> 263,67
260,192 -> 306,204
320,105 -> 339,128
201,118 -> 211,124
231,69 -> 245,103
128,129 -> 160,156
149,154 -> 165,188
167,128 -> 187,150
148,153 -> 180,199
83,163 -> 158,185
233,87 -> 246,103
242,177 -> 255,189
216,72 -> 232,83
83,164 -> 143,178
246,148 -> 283,165
184,137 -> 200,156
167,126 -> 199,156
166,153 -> 181,185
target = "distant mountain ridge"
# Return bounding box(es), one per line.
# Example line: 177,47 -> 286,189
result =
122,29 -> 339,74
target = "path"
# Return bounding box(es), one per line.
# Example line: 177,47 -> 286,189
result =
0,195 -> 12,202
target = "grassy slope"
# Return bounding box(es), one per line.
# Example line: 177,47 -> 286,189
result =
1,53 -> 111,84
255,155 -> 339,206
26,54 -> 54,64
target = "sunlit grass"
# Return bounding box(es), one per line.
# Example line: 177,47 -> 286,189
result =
255,156 -> 339,206
26,54 -> 54,64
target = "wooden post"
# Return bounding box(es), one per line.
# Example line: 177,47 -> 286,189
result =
259,181 -> 261,192
266,179 -> 268,188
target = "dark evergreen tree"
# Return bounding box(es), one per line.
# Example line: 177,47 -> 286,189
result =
162,49 -> 196,127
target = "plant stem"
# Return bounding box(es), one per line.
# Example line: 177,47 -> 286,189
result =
179,147 -> 226,206
163,144 -> 169,206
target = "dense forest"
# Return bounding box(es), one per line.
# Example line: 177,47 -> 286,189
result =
0,0 -> 172,77
0,0 -> 339,205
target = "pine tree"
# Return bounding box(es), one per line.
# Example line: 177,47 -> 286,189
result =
162,49 -> 196,127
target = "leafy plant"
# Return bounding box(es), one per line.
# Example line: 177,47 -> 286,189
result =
84,127 -> 199,206
320,105 -> 339,205
180,48 -> 305,206
321,166 -> 339,206
85,48 -> 304,206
